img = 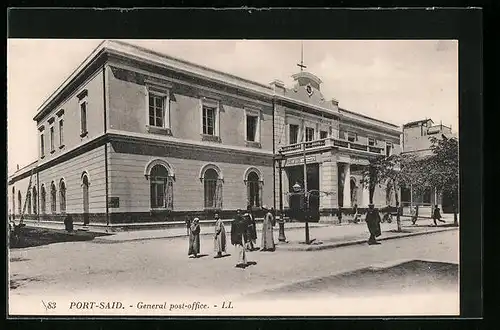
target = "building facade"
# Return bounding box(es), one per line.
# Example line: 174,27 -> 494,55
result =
8,40 -> 402,230
400,118 -> 457,213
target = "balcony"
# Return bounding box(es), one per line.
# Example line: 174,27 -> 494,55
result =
279,138 -> 384,155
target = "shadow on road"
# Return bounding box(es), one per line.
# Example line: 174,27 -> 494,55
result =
244,260 -> 458,300
9,227 -> 110,249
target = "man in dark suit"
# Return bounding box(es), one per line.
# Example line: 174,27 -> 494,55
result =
365,204 -> 382,245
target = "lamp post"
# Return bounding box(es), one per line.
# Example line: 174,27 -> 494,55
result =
275,152 -> 287,242
301,137 -> 311,245
293,182 -> 310,244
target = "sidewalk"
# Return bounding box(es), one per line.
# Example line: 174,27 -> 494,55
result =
93,218 -> 458,248
277,223 -> 458,252
93,221 -> 329,244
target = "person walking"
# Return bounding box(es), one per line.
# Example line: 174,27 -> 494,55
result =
245,205 -> 258,251
213,213 -> 227,258
188,218 -> 201,258
411,205 -> 419,225
185,216 -> 191,236
231,209 -> 248,268
432,205 -> 445,226
260,205 -> 275,251
353,204 -> 361,224
365,204 -> 382,245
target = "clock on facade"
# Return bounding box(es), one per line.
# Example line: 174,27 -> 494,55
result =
306,84 -> 313,96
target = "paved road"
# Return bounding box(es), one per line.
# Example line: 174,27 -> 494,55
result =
10,229 -> 458,309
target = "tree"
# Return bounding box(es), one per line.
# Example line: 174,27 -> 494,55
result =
362,154 -> 402,231
362,152 -> 430,232
424,135 -> 459,225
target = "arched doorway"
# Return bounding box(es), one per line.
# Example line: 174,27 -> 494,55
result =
82,173 -> 90,225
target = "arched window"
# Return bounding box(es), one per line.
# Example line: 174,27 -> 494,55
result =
204,169 -> 218,209
12,187 -> 15,216
50,181 -> 57,214
26,190 -> 32,214
82,173 -> 90,225
40,185 -> 46,214
17,191 -> 22,214
200,164 -> 223,210
59,179 -> 66,214
246,171 -> 262,208
32,187 -> 38,215
149,164 -> 173,209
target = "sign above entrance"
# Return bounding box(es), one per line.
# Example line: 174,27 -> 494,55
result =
285,156 -> 316,166
351,157 -> 369,166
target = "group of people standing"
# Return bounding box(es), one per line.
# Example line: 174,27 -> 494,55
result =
186,205 -> 276,268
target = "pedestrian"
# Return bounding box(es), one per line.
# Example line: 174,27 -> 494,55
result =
185,216 -> 191,236
231,209 -> 248,268
245,204 -> 258,251
432,205 -> 445,226
213,213 -> 227,258
411,205 -> 419,225
365,204 -> 382,245
260,205 -> 275,251
353,204 -> 360,223
188,218 -> 201,258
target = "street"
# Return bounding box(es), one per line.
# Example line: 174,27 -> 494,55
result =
9,228 -> 458,316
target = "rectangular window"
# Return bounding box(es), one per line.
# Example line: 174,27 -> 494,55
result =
320,130 -> 328,139
50,126 -> 55,152
246,115 -> 258,142
80,101 -> 87,135
305,127 -> 315,142
347,132 -> 357,142
289,124 -> 299,144
339,130 -> 346,139
40,134 -> 45,157
148,93 -> 166,128
368,138 -> 376,146
386,143 -> 393,157
203,106 -> 216,135
59,119 -> 64,146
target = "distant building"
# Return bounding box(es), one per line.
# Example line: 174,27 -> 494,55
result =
8,40 -> 402,230
400,118 -> 457,213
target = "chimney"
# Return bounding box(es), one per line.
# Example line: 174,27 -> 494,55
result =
17,164 -> 19,171
269,79 -> 285,94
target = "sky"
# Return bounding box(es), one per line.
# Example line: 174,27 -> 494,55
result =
7,39 -> 458,175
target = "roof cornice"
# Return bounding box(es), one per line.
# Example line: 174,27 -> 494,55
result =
32,40 -> 275,122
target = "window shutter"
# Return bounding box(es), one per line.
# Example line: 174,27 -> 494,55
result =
166,177 -> 174,210
216,179 -> 223,209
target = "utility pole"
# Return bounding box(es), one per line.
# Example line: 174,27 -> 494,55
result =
277,152 -> 286,242
302,118 -> 310,244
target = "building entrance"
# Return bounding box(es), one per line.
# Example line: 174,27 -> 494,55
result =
286,163 -> 320,221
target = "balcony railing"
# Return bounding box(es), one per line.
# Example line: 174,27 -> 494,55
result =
279,138 -> 384,155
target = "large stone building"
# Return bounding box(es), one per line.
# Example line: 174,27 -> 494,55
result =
8,40 -> 402,230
